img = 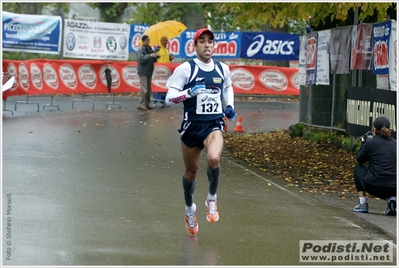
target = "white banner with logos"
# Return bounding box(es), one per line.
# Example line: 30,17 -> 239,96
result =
389,20 -> 397,91
63,19 -> 130,61
298,36 -> 307,86
316,30 -> 331,85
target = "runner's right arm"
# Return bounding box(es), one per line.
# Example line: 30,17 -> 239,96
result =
165,63 -> 192,105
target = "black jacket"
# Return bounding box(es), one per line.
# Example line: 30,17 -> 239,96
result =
137,45 -> 157,76
357,135 -> 397,188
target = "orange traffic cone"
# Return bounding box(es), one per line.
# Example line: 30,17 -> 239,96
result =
223,116 -> 228,132
233,116 -> 245,132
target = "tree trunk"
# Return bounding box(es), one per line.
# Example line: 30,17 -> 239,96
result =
182,7 -> 206,30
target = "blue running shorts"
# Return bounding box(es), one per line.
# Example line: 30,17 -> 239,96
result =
179,119 -> 225,149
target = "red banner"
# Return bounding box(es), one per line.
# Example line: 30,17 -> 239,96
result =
350,24 -> 373,70
3,59 -> 299,99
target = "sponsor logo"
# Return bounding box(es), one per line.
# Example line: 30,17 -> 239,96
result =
374,40 -> 389,69
306,37 -> 317,69
106,36 -> 117,53
66,21 -> 89,29
94,36 -> 101,48
195,77 -> 205,83
6,63 -> 18,91
260,70 -> 288,91
153,66 -> 172,88
132,33 -> 141,51
185,40 -> 196,57
246,34 -> 295,57
213,77 -> 222,84
66,33 -> 75,51
213,41 -> 238,56
100,65 -> 120,88
231,68 -> 255,90
43,63 -> 58,89
18,63 -> 29,91
30,64 -> 42,90
77,36 -> 89,50
122,65 -> 140,88
201,94 -> 219,102
77,36 -> 89,45
168,39 -> 180,54
59,64 -> 77,89
78,64 -> 97,89
119,36 -> 128,50
290,72 -> 300,90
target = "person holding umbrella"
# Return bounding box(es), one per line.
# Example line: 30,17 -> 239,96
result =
165,28 -> 236,235
137,34 -> 159,110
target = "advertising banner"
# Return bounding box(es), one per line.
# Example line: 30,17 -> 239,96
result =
128,23 -> 182,58
128,24 -> 151,53
2,59 -> 299,98
63,19 -> 130,61
350,24 -> 373,70
230,65 -> 299,95
298,35 -> 307,86
240,32 -> 300,61
330,27 -> 352,74
316,30 -> 331,85
372,20 -> 391,75
306,31 -> 317,85
2,11 -> 62,54
389,20 -> 397,91
128,25 -> 241,59
346,86 -> 396,138
373,21 -> 396,74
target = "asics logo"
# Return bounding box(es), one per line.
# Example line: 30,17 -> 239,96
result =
201,95 -> 218,102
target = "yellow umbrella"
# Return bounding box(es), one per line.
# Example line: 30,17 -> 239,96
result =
140,20 -> 187,46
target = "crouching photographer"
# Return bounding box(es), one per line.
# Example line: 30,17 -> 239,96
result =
352,116 -> 397,216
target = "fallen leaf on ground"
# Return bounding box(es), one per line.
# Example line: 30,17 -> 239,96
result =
224,130 -> 358,199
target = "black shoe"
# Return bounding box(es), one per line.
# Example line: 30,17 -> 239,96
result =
385,199 -> 396,216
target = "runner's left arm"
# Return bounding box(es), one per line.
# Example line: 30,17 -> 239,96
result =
221,64 -> 234,109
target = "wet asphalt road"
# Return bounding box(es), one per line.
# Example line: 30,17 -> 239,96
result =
2,95 -> 397,266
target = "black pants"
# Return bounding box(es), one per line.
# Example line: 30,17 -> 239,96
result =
354,164 -> 396,199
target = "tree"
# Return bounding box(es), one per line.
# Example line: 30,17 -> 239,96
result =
87,3 -> 131,23
128,3 -> 206,30
2,2 -> 69,15
216,3 -> 396,30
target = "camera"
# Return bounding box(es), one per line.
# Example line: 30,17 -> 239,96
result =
154,46 -> 161,53
360,131 -> 373,143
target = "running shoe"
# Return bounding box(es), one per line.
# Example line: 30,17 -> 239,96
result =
205,198 -> 219,222
186,204 -> 198,235
385,199 -> 396,216
352,202 -> 368,213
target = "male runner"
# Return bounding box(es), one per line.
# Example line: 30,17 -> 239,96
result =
165,28 -> 236,235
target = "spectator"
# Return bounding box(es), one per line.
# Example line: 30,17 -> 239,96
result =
137,35 -> 159,110
156,36 -> 174,63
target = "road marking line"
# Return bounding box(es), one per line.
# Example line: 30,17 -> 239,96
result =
227,160 -> 316,206
333,216 -> 363,229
